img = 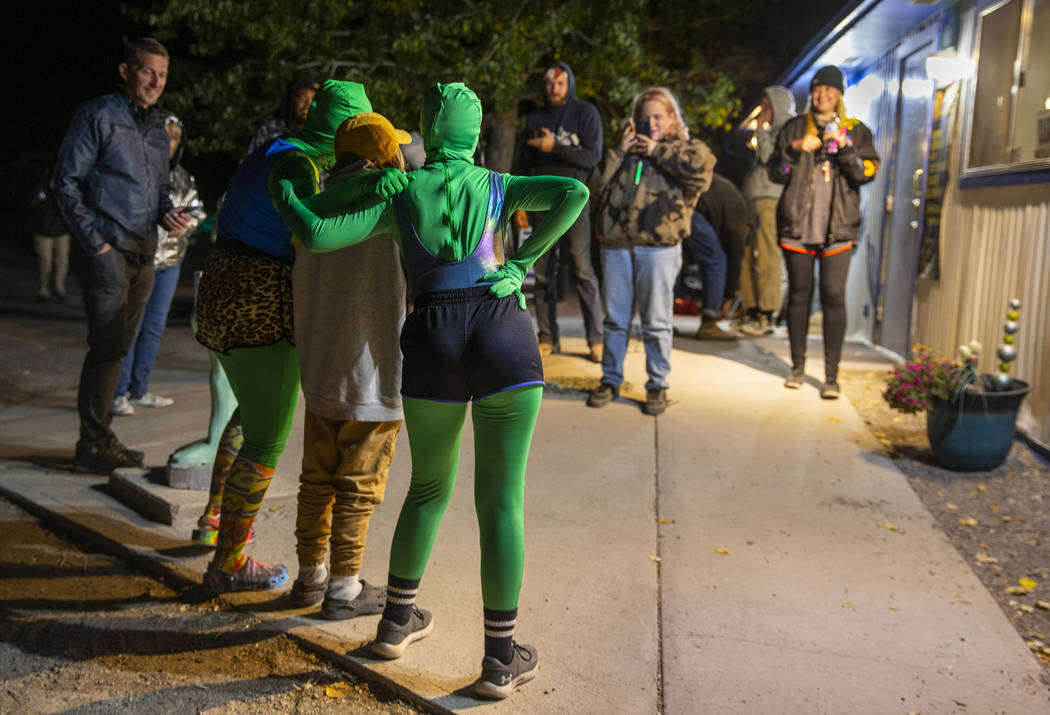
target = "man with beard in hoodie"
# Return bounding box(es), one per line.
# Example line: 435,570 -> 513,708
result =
520,61 -> 604,361
739,85 -> 795,336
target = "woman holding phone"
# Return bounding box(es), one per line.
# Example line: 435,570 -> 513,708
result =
587,86 -> 715,416
769,65 -> 879,399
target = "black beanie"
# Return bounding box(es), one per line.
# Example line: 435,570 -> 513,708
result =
810,65 -> 845,94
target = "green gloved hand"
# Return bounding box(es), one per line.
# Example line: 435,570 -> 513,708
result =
372,168 -> 410,199
480,262 -> 528,310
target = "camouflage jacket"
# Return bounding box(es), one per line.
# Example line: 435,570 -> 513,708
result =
594,137 -> 715,248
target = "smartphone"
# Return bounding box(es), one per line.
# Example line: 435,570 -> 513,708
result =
635,119 -> 651,138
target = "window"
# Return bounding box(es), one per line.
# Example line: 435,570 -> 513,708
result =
966,0 -> 1050,171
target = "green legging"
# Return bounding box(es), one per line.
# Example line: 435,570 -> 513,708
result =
389,385 -> 542,611
216,339 -> 300,468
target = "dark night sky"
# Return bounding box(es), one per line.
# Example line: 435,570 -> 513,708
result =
3,3 -> 148,160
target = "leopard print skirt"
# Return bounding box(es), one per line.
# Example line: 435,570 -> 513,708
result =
195,239 -> 295,354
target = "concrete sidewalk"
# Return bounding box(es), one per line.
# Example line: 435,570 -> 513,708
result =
1,317 -> 1047,713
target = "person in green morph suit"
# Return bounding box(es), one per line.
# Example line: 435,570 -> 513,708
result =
194,80 -> 404,593
274,82 -> 588,700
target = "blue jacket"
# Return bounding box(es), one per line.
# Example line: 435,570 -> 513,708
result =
52,92 -> 173,259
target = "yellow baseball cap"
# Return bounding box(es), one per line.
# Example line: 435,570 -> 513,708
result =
334,112 -> 412,165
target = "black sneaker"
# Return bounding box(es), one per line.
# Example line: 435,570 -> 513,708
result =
784,368 -> 805,389
371,606 -> 433,659
474,642 -> 539,700
73,438 -> 144,474
642,388 -> 668,416
586,382 -> 618,408
321,580 -> 385,620
820,380 -> 841,400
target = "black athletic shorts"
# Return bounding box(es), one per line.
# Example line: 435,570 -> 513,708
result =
400,286 -> 544,402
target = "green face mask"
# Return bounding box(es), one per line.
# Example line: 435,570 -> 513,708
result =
420,82 -> 482,163
284,79 -> 373,169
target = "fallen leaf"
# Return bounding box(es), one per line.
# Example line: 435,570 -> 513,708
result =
975,553 -> 999,564
979,542 -> 990,550
977,485 -> 987,493
841,602 -> 856,609
1019,605 -> 1036,614
1005,586 -> 1031,595
945,503 -> 958,510
873,431 -> 887,439
658,518 -> 668,524
1001,516 -> 1013,522
882,522 -> 901,532
888,605 -> 899,611
959,517 -> 979,526
827,417 -> 840,423
325,687 -> 345,699
649,555 -> 661,563
1020,578 -> 1039,590
269,503 -> 286,512
713,547 -> 730,555
989,504 -> 999,512
956,597 -> 972,604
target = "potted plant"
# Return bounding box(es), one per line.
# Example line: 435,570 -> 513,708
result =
883,301 -> 1031,471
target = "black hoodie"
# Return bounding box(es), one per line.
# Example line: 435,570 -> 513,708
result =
520,61 -> 603,183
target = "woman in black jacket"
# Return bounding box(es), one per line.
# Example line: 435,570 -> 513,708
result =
770,65 -> 879,399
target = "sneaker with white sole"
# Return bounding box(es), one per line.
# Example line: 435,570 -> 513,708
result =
131,393 -> 174,408
371,606 -> 433,659
474,642 -> 539,699
784,367 -> 805,389
112,395 -> 135,416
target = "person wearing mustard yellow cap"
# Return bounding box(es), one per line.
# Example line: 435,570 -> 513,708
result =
289,113 -> 413,619
275,82 -> 588,699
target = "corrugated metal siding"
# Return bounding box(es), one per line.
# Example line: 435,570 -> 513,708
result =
914,184 -> 1050,446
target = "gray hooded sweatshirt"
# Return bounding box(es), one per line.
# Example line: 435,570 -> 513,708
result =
741,85 -> 796,201
292,158 -> 406,422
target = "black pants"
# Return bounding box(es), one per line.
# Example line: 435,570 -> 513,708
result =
74,244 -> 155,443
530,207 -> 603,348
782,247 -> 852,381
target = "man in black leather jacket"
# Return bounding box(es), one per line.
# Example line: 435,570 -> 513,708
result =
52,37 -> 190,473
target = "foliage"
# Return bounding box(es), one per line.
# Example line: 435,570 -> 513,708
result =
123,0 -> 814,163
883,344 -> 980,414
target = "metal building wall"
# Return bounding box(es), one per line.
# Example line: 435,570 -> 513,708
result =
914,183 -> 1050,447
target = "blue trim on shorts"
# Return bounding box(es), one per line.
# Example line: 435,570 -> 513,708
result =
474,380 -> 546,401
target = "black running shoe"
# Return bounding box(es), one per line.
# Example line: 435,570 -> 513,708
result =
371,606 -> 433,659
474,641 -> 539,699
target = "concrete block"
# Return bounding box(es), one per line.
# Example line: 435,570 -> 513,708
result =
108,468 -> 179,525
165,461 -> 212,491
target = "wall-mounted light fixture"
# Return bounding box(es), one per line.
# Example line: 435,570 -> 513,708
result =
925,49 -> 975,82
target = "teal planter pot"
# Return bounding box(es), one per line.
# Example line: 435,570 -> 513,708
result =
926,379 -> 1030,471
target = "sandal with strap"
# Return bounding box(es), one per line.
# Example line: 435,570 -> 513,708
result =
203,557 -> 288,594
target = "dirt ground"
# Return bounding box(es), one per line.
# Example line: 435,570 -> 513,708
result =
0,497 -> 420,714
839,368 -> 1050,680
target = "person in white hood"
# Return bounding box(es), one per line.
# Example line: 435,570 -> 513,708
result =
739,85 -> 795,336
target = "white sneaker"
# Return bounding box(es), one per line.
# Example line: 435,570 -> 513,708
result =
130,393 -> 174,408
112,395 -> 135,416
